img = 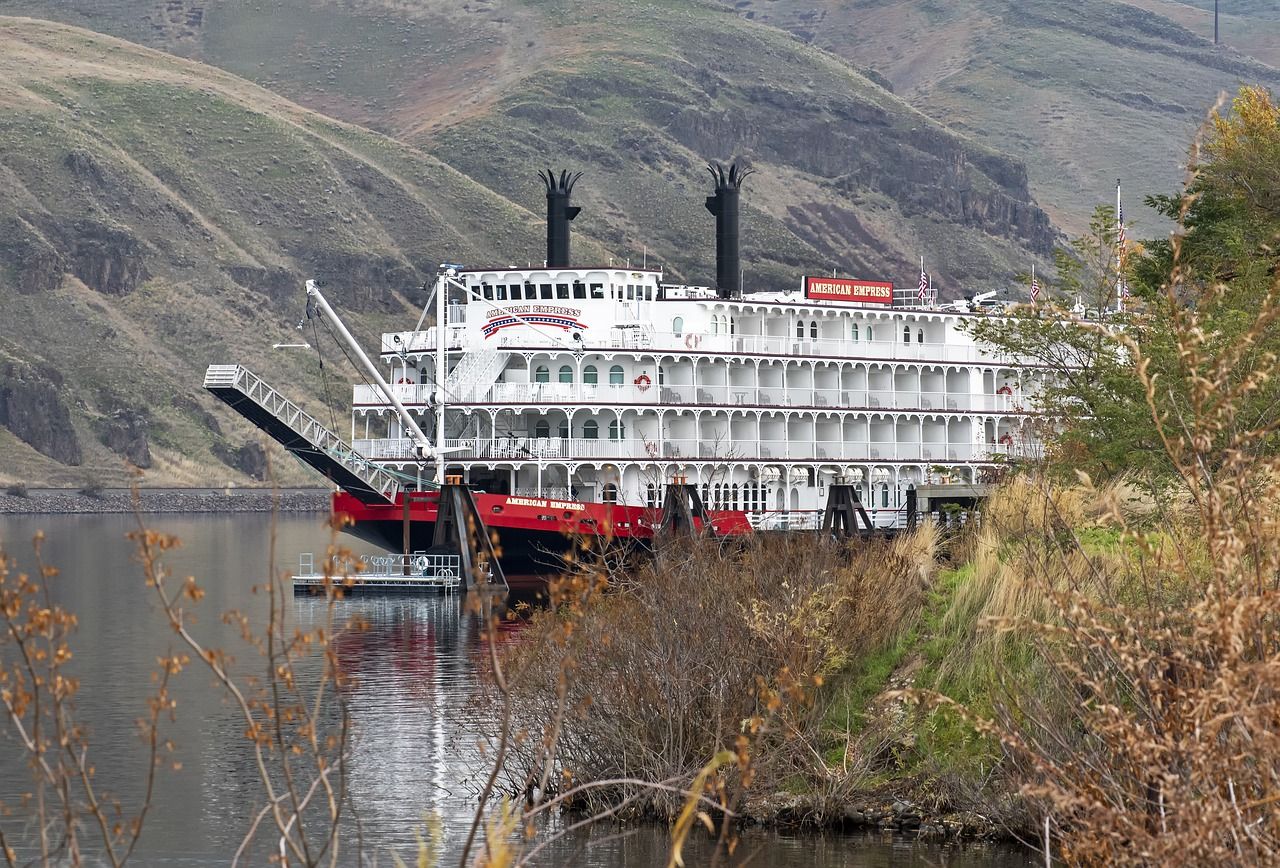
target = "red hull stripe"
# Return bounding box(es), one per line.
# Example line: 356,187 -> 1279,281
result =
332,491 -> 754,539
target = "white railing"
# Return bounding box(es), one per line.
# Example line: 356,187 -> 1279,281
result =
380,327 -> 466,354
513,486 -> 572,500
353,383 -> 435,405
378,327 -> 1019,366
748,509 -> 905,530
497,330 -> 1013,365
353,378 -> 1031,413
294,552 -> 464,590
351,436 -> 1027,464
440,382 -> 1029,413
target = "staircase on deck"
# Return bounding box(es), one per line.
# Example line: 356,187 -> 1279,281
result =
443,349 -> 509,402
203,364 -> 402,505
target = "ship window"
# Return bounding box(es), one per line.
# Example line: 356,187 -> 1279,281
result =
583,419 -> 599,439
646,483 -> 657,509
602,483 -> 618,505
866,325 -> 874,341
583,365 -> 598,385
558,420 -> 569,438
558,365 -> 573,383
497,285 -> 508,300
810,322 -> 818,340
644,285 -> 653,300
535,420 -> 550,439
540,283 -> 553,299
672,316 -> 684,336
903,325 -> 911,343
510,284 -> 523,300
534,365 -> 550,383
730,316 -> 736,335
608,420 -> 625,440
609,365 -> 624,385
481,283 -> 493,300
851,323 -> 859,341
658,366 -> 665,385
796,321 -> 804,339
879,482 -> 890,508
918,329 -> 925,344
557,283 -> 570,299
573,281 -> 586,299
590,283 -> 604,299
732,483 -> 740,510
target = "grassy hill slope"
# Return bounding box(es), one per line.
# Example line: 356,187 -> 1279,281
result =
0,0 -> 1060,293
716,0 -> 1280,236
416,0 -> 1056,294
0,16 -> 604,486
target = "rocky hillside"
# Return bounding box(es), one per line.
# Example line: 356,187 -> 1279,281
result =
0,16 -> 597,487
0,1 -> 1058,290
721,0 -> 1280,235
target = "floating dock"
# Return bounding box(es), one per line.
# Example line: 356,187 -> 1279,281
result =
293,552 -> 467,594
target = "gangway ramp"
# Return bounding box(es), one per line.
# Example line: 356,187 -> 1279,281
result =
204,364 -> 402,505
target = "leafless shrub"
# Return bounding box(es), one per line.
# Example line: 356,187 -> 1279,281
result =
492,526 -> 937,846
0,532 -> 178,866
132,506 -> 361,867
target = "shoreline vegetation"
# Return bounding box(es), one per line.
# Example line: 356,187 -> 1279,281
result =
0,487 -> 330,515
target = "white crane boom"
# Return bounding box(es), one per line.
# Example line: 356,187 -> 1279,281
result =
305,279 -> 436,460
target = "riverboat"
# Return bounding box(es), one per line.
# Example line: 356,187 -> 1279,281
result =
206,164 -> 1042,584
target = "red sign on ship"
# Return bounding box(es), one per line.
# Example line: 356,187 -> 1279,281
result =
804,276 -> 894,305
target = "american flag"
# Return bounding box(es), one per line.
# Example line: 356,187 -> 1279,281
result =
1031,274 -> 1040,302
918,264 -> 928,303
1116,183 -> 1129,299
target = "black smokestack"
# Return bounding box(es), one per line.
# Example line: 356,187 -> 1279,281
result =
539,169 -> 582,268
705,161 -> 753,298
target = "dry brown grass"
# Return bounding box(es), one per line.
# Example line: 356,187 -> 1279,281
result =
493,527 -> 937,831
898,92 -> 1280,864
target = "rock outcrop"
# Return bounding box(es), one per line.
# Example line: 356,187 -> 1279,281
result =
52,219 -> 149,297
0,216 -> 64,294
96,407 -> 152,468
0,362 -> 82,464
212,440 -> 269,480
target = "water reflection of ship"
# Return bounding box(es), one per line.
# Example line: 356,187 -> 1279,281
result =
314,596 -> 465,692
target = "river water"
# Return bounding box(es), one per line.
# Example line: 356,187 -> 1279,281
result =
0,514 -> 1032,866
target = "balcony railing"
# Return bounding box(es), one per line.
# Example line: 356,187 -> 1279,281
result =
350,437 -> 1032,463
376,327 -> 1019,366
498,330 -> 1013,365
355,381 -> 1029,414
353,383 -> 435,405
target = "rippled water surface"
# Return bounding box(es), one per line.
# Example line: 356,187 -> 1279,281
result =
0,513 -> 1033,866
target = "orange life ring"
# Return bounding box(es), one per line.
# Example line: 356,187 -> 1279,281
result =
396,377 -> 413,385
998,433 -> 1014,446
997,385 -> 1013,396
634,373 -> 652,392
685,333 -> 701,349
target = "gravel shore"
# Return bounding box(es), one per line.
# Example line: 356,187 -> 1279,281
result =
0,488 -> 331,515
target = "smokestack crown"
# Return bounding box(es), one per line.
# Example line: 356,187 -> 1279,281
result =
705,161 -> 753,298
540,169 -> 582,268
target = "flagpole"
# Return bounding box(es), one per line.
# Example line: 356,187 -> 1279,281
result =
1115,179 -> 1124,313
